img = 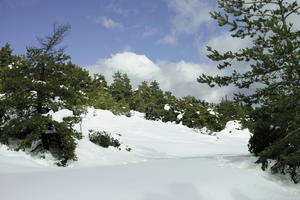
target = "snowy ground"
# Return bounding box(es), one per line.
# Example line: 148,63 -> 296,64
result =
0,108 -> 299,200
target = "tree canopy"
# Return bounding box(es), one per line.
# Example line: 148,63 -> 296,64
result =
198,0 -> 300,183
0,25 -> 92,166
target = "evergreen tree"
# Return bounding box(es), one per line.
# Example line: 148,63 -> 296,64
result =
0,44 -> 21,131
0,44 -> 13,92
216,98 -> 247,129
110,72 -> 132,103
109,72 -> 132,115
89,73 -> 113,110
161,91 -> 178,122
198,0 -> 300,182
145,81 -> 166,120
176,96 -> 219,130
132,81 -> 152,112
0,25 -> 91,166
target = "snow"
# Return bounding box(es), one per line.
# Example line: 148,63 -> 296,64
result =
32,80 -> 46,84
208,108 -> 218,115
30,90 -> 37,97
164,104 -> 170,111
177,113 -> 183,119
0,108 -> 299,200
43,109 -> 74,123
78,90 -> 86,96
59,85 -> 68,89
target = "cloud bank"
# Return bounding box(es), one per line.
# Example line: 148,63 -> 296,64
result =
86,52 -> 236,103
97,16 -> 123,29
160,0 -> 213,45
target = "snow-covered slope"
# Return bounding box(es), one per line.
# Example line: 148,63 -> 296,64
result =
0,108 -> 299,200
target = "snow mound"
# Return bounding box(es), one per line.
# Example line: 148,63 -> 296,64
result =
0,108 -> 299,200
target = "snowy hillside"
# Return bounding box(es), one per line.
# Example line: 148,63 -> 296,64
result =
0,108 -> 299,200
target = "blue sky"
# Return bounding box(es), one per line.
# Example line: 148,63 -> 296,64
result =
0,0 -> 220,65
1,0 -> 272,102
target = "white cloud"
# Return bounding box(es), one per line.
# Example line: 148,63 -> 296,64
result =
161,0 -> 213,45
87,52 -> 160,81
85,52 -> 237,103
106,1 -> 139,17
142,26 -> 159,38
287,10 -> 300,31
159,34 -> 177,45
97,16 -> 123,29
111,7 -> 130,16
202,32 -> 252,55
199,32 -> 254,79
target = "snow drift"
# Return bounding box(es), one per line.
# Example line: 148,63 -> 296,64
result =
0,108 -> 299,200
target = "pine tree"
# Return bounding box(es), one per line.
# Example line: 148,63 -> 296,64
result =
0,44 -> 20,131
145,81 -> 166,120
109,72 -> 132,115
198,0 -> 300,182
0,25 -> 92,166
161,91 -> 178,122
89,73 -> 113,110
176,96 -> 219,130
216,98 -> 247,129
0,44 -> 13,91
110,72 -> 133,103
132,81 -> 152,112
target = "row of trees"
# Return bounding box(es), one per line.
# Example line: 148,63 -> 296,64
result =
0,25 -> 246,166
98,72 -> 247,132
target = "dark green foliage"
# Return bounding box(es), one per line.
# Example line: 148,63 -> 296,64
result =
132,80 -> 166,120
248,93 -> 300,183
0,25 -> 91,165
176,96 -> 221,131
0,115 -> 82,166
89,130 -> 121,148
110,72 -> 132,103
144,81 -> 166,120
199,1 -> 300,103
198,0 -> 300,182
130,79 -> 246,131
89,74 -> 111,109
216,98 -> 248,129
0,43 -> 13,92
109,72 -> 132,116
248,106 -> 285,156
256,127 -> 300,183
130,80 -> 242,131
131,81 -> 152,112
87,73 -> 131,116
160,91 -> 178,123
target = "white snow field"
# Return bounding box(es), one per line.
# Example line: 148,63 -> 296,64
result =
0,108 -> 299,200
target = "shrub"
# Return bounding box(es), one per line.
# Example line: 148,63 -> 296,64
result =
88,130 -> 121,148
0,115 -> 82,166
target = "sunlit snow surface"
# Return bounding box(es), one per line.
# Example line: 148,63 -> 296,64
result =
0,108 -> 299,200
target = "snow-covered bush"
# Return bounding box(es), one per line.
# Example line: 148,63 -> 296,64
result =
1,115 -> 82,166
89,130 -> 121,148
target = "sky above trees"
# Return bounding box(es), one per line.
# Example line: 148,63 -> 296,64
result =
1,0 -> 299,102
